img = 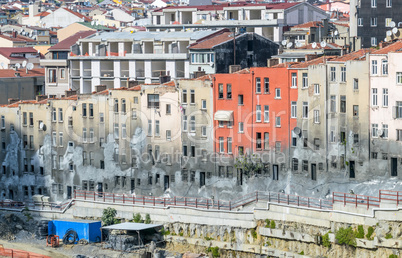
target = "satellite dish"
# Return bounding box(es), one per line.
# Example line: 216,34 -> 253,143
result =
390,21 -> 396,28
320,41 -> 327,48
312,42 -> 317,48
26,63 -> 34,70
29,32 -> 32,37
286,42 -> 293,48
387,30 -> 392,36
91,21 -> 94,25
20,28 -> 23,33
22,61 -> 27,67
378,129 -> 383,137
0,62 -> 4,69
392,27 -> 398,34
385,38 -> 388,42
39,122 -> 46,131
334,30 -> 338,36
95,21 -> 99,26
15,63 -> 21,69
293,127 -> 301,136
281,40 -> 287,46
296,41 -> 302,48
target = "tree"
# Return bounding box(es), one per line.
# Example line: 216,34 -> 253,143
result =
234,154 -> 264,176
101,207 -> 119,226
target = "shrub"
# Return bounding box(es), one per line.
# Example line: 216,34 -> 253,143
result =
179,232 -> 184,236
366,226 -> 374,240
335,227 -> 356,247
101,207 -> 119,226
322,232 -> 331,248
207,246 -> 220,257
389,254 -> 398,258
205,236 -> 214,241
355,225 -> 365,239
385,233 -> 392,239
251,229 -> 257,239
270,220 -> 276,229
144,214 -> 151,224
23,207 -> 32,222
133,213 -> 143,223
265,219 -> 270,228
299,251 -> 304,255
161,228 -> 170,236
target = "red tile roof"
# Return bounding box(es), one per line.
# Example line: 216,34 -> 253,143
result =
63,8 -> 92,22
189,31 -> 235,49
330,49 -> 373,62
49,30 -> 96,51
35,11 -> 50,17
372,40 -> 402,54
0,47 -> 38,58
0,68 -> 45,78
298,42 -> 342,50
154,2 -> 299,12
290,56 -> 337,69
292,21 -> 323,29
0,33 -> 36,43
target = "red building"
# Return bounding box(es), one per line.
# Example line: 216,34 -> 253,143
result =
213,66 -> 297,180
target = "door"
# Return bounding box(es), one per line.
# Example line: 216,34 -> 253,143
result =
391,158 -> 398,176
164,175 -> 169,191
9,190 -> 13,200
311,164 -> 317,181
349,161 -> 355,178
97,183 -> 103,197
200,172 -> 205,187
273,165 -> 279,180
131,179 -> 135,193
67,186 -> 72,199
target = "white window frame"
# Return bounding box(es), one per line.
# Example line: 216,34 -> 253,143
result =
275,116 -> 281,127
238,122 -> 244,133
372,123 -> 378,137
370,17 -> 377,27
256,105 -> 261,122
275,88 -> 281,99
314,110 -> 320,124
291,73 -> 297,87
383,88 -> 389,107
358,18 -> 363,26
219,137 -> 224,153
264,105 -> 269,123
372,88 -> 378,106
397,72 -> 402,84
227,137 -> 232,154
341,67 -> 346,82
291,101 -> 297,118
302,102 -> 308,118
314,84 -> 320,95
201,99 -> 207,110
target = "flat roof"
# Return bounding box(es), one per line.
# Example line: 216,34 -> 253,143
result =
101,222 -> 163,231
84,30 -> 218,41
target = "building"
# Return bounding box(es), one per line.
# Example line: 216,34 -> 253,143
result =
56,22 -> 115,42
0,31 -> 36,48
39,7 -> 92,28
148,2 -> 328,43
0,47 -> 41,69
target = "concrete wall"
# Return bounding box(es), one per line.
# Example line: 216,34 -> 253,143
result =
0,77 -> 45,105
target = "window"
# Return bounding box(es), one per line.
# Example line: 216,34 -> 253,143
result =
183,145 -> 188,156
83,127 -> 88,142
114,98 -> 118,112
256,77 -> 261,93
183,115 -> 187,131
264,132 -> 269,150
218,84 -> 223,99
219,137 -> 224,153
354,134 -> 359,144
314,138 -> 320,150
370,17 -> 377,27
1,115 -> 4,129
82,104 -> 87,117
371,0 -> 376,7
52,108 -> 57,121
23,135 -> 28,149
58,132 -> 63,146
23,112 -> 27,125
340,96 -> 346,113
182,89 -> 187,103
291,73 -> 297,87
398,130 -> 402,141
121,124 -> 126,139
238,146 -> 244,155
219,120 -> 224,128
353,105 -> 359,116
396,101 -> 402,118
147,94 -> 159,108
302,73 -> 308,88
291,101 -> 297,118
341,67 -> 346,82
379,59 -> 388,77
275,116 -> 281,127
340,131 -> 346,143
314,84 -> 320,95
227,137 -> 232,154
354,78 -> 359,90
29,135 -> 33,149
314,110 -> 320,123
302,160 -> 308,172
372,124 -> 378,137
165,104 -> 171,115
256,105 -> 261,122
190,89 -> 195,104
60,68 -> 65,79
358,18 -> 363,26
397,72 -> 402,84
148,120 -> 152,136
134,96 -> 138,104
292,158 -> 298,171
52,132 -> 56,146
264,78 -> 269,93
239,122 -> 244,133
190,116 -> 195,132
386,0 -> 392,7
303,130 -> 308,148
48,69 -> 56,83
256,133 -> 262,149
371,37 -> 377,47
275,88 -> 281,98
238,95 -> 243,105
226,84 -> 232,99
292,136 -> 297,147
264,105 -> 269,122
330,95 -> 336,112
100,113 -> 104,123
52,155 -> 57,169
275,141 -> 281,152
302,102 -> 308,118
330,67 -> 336,81
383,124 -> 388,138
372,88 -> 378,106
121,99 -> 126,113
201,100 -> 207,110
83,151 -> 87,165
330,130 -> 335,142
372,152 -> 378,159
383,89 -> 389,107
59,155 -> 63,170
166,130 -> 171,140
155,120 -> 160,136
201,126 -> 207,137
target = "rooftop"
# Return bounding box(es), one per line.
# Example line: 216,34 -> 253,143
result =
49,30 -> 96,51
153,2 -> 299,12
0,68 -> 45,78
0,47 -> 38,58
290,56 -> 337,69
372,40 -> 402,55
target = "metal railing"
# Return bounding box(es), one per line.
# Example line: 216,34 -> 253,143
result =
0,199 -> 72,212
333,192 -> 381,209
379,190 -> 402,206
0,247 -> 50,258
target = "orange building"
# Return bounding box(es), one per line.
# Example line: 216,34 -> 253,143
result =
213,66 -> 297,180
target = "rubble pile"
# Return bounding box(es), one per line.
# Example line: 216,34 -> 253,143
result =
103,234 -> 139,251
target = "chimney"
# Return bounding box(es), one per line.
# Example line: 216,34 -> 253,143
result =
229,65 -> 241,73
12,31 -> 17,38
65,90 -> 77,97
8,98 -> 19,105
95,85 -> 107,92
267,58 -> 279,67
36,95 -> 47,102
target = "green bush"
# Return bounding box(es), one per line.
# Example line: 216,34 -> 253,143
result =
101,207 -> 119,226
385,233 -> 392,239
299,251 -> 304,255
322,232 -> 331,248
160,228 -> 170,236
207,246 -> 220,257
205,236 -> 214,241
355,225 -> 365,239
251,229 -> 257,239
265,219 -> 270,228
144,214 -> 151,224
335,227 -> 356,247
270,220 -> 276,229
133,213 -> 143,223
179,232 -> 184,236
366,226 -> 374,240
389,254 -> 398,258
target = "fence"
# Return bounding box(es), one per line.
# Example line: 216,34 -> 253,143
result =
333,192 -> 380,209
379,190 -> 402,206
0,199 -> 71,212
0,247 -> 50,258
74,190 -> 334,211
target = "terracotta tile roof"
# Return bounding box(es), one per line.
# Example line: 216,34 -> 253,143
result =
49,30 -> 96,51
290,56 -> 337,69
189,31 -> 237,49
63,8 -> 92,22
163,81 -> 175,86
0,33 -> 36,43
154,2 -> 299,12
292,21 -> 323,29
372,40 -> 402,54
0,47 -> 38,58
271,62 -> 299,68
35,11 -> 50,17
330,49 -> 373,62
298,42 -> 342,50
0,68 -> 45,78
332,22 -> 349,27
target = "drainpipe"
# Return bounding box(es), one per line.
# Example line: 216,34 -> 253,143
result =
325,60 -> 329,172
213,76 -> 217,177
288,69 -> 291,173
251,70 -> 254,154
